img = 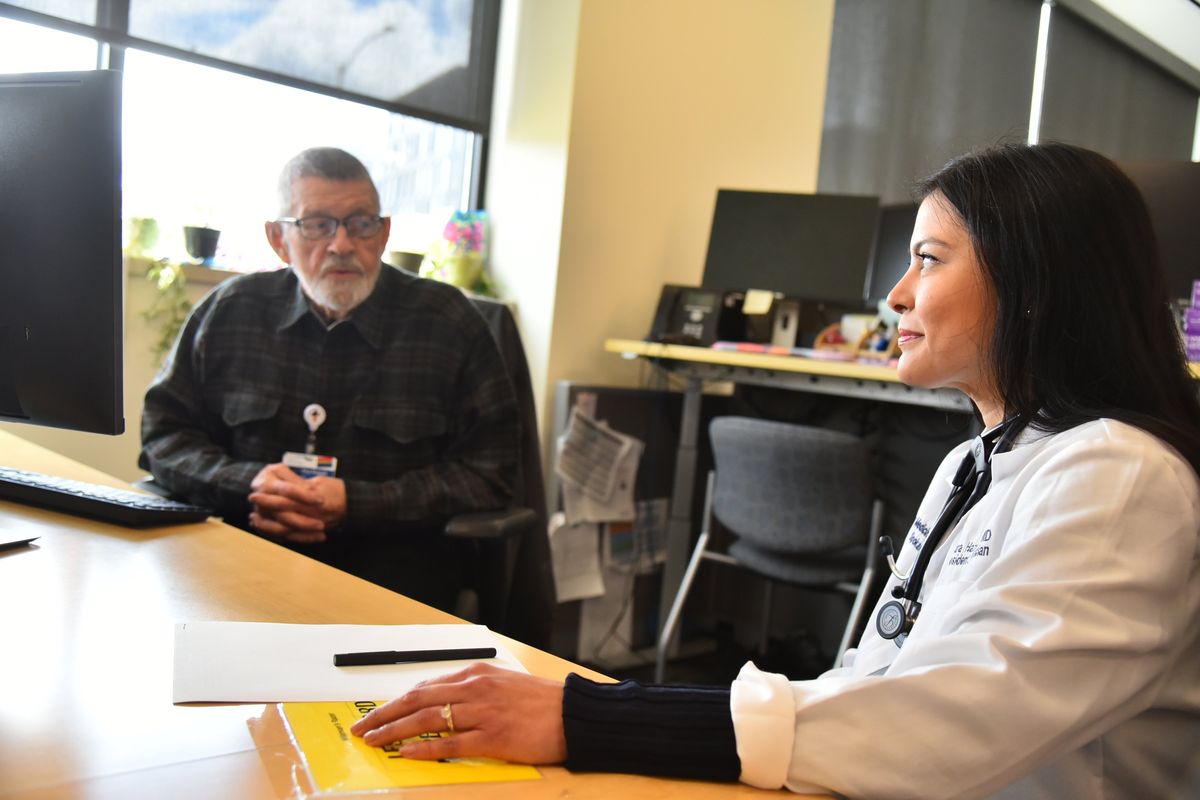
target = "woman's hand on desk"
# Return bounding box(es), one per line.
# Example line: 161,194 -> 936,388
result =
350,662 -> 567,765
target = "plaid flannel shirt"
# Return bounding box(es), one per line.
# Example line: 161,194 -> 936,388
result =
139,265 -> 518,535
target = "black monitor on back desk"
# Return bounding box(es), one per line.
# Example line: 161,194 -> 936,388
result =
1117,160 -> 1200,304
700,189 -> 880,345
701,189 -> 880,304
865,203 -> 920,305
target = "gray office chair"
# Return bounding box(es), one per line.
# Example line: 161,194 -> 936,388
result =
655,416 -> 883,682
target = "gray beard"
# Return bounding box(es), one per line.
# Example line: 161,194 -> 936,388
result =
298,264 -> 377,321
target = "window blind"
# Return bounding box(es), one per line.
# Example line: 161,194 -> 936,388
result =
817,0 -> 1042,203
1039,4 -> 1197,160
0,0 -> 500,133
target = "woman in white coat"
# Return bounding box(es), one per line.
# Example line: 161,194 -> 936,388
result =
351,143 -> 1200,799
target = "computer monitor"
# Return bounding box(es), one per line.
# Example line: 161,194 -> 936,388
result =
700,189 -> 880,305
865,203 -> 919,303
0,70 -> 123,435
1117,160 -> 1200,304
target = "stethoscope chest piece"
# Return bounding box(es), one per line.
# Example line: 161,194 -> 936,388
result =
876,600 -> 907,640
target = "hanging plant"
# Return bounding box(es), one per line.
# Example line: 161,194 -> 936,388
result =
142,259 -> 193,364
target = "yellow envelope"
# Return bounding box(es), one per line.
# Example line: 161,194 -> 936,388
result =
282,700 -> 541,794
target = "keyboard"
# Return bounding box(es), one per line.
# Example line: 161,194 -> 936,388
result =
0,466 -> 212,528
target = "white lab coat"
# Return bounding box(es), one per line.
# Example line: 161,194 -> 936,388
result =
730,419 -> 1200,799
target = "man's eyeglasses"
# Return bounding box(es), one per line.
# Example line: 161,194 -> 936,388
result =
277,214 -> 386,240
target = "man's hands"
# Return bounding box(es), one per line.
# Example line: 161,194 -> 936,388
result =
247,463 -> 346,543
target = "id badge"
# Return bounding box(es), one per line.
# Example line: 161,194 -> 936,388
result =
282,451 -> 338,479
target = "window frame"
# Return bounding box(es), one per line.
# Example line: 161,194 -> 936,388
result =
0,0 -> 501,207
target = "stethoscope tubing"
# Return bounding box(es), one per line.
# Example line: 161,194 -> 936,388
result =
877,416 -> 1027,641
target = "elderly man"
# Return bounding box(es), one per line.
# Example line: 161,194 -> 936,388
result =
140,147 -> 519,612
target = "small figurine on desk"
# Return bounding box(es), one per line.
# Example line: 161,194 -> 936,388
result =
814,322 -> 850,351
868,320 -> 892,350
856,319 -> 899,361
815,318 -> 899,361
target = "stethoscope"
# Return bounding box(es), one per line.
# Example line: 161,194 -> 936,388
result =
875,416 -> 1025,646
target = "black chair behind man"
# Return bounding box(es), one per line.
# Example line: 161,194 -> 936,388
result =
447,295 -> 555,649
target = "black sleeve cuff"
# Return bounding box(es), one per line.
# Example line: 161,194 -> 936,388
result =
562,673 -> 741,782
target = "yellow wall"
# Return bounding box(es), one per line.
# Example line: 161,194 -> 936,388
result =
543,0 -> 835,405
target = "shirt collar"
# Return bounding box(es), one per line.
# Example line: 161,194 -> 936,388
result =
274,264 -> 389,350
343,266 -> 389,349
277,271 -> 312,331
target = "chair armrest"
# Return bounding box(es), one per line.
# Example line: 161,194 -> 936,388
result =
444,507 -> 539,540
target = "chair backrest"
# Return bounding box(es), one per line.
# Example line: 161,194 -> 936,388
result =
709,416 -> 872,554
469,295 -> 546,519
468,295 -> 554,647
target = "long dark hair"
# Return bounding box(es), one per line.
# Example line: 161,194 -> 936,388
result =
916,142 -> 1200,474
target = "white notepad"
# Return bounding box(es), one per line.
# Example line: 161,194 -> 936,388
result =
172,621 -> 524,703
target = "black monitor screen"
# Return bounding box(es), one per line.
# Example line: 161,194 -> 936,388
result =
701,189 -> 880,304
1117,160 -> 1200,303
0,70 -> 123,434
866,203 -> 919,303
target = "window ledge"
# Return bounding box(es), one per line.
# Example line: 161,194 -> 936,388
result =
125,255 -> 269,287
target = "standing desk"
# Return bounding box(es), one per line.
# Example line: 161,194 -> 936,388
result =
607,337 -> 1200,644
603,338 -> 974,639
0,431 -> 802,800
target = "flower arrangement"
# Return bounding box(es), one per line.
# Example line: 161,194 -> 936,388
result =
419,210 -> 497,296
445,210 -> 486,255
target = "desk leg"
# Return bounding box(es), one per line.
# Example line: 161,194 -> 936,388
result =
657,376 -> 702,654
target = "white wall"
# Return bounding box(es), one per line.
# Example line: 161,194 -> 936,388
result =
485,0 -> 582,440
1084,0 -> 1200,73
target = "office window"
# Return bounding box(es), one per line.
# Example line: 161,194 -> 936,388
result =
121,48 -> 474,270
0,13 -> 97,71
2,0 -> 500,135
2,0 -> 95,26
0,2 -> 494,272
126,0 -> 494,130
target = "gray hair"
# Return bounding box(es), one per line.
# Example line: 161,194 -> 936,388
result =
277,147 -> 379,216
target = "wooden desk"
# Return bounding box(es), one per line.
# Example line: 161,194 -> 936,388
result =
0,432 -> 793,799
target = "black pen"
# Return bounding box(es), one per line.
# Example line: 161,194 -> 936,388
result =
333,646 -> 498,667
